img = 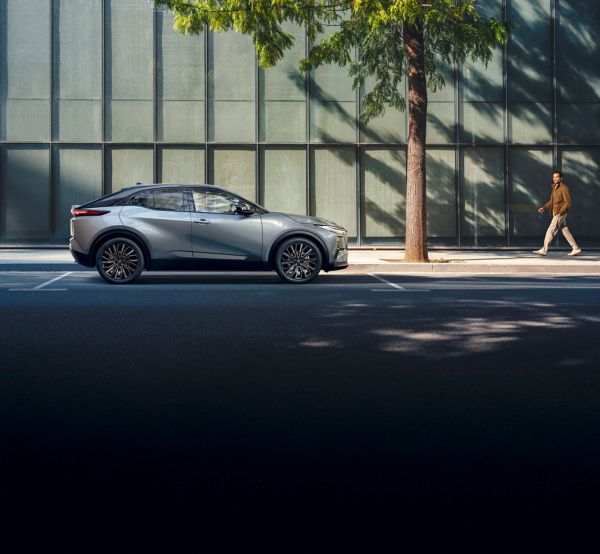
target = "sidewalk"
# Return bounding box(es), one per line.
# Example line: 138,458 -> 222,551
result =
1,247 -> 599,273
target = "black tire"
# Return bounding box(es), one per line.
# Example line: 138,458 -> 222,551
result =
96,238 -> 144,284
274,237 -> 322,284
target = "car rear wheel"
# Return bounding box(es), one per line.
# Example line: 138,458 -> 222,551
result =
274,238 -> 322,284
96,238 -> 144,284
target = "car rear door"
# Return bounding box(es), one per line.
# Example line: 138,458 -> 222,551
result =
119,188 -> 192,260
189,189 -> 262,261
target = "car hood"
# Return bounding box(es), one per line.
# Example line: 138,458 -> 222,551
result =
286,214 -> 338,226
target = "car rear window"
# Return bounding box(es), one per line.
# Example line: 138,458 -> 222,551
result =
79,190 -> 132,208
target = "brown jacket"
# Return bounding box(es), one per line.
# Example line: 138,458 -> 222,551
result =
543,181 -> 572,216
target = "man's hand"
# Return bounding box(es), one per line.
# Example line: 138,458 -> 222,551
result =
538,207 -> 545,214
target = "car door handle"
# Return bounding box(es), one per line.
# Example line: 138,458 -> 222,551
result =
193,219 -> 211,224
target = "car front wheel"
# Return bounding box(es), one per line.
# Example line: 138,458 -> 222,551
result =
274,238 -> 322,284
96,238 -> 144,284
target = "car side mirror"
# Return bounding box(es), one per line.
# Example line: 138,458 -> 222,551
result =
234,202 -> 255,216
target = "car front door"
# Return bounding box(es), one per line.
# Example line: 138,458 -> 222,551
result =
189,189 -> 263,261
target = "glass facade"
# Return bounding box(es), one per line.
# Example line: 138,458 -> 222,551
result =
1,0 -> 600,246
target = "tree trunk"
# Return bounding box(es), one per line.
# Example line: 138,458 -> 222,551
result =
403,21 -> 429,262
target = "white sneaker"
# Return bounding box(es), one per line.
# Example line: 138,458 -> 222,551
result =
533,249 -> 547,256
568,248 -> 582,256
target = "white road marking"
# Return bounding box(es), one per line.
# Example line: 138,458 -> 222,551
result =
370,289 -> 430,292
368,273 -> 406,290
368,273 -> 431,292
33,272 -> 73,289
8,271 -> 72,292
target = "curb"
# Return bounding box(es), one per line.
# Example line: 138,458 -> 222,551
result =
341,263 -> 600,274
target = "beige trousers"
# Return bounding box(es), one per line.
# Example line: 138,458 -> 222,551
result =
542,213 -> 578,252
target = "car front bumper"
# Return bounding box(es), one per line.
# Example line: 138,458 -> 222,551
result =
326,234 -> 348,270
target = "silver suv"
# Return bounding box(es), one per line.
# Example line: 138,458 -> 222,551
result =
70,184 -> 348,284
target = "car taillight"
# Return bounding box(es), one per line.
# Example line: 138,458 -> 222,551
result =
71,208 -> 109,216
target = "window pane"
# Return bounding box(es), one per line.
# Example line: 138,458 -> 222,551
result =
310,27 -> 356,142
54,0 -> 102,141
558,103 -> 600,144
362,148 -> 406,239
159,147 -> 205,184
53,146 -> 102,242
210,148 -> 255,200
509,148 -> 553,238
361,75 -> 405,143
108,148 -> 154,192
560,148 -> 600,238
509,103 -> 552,144
507,0 -> 552,102
105,0 -> 153,141
259,23 -> 306,142
208,32 -> 255,142
154,190 -> 185,211
157,11 -> 204,142
361,107 -> 405,144
429,60 -> 455,102
130,191 -> 152,208
1,146 -> 50,242
426,61 -> 455,144
193,191 -> 236,214
557,0 -> 600,102
460,102 -> 504,144
260,148 -> 306,214
0,0 -> 50,140
460,148 -> 505,241
311,148 -> 357,236
556,2 -> 600,144
460,0 -> 503,102
428,102 -> 455,144
427,149 -> 456,238
459,0 -> 502,148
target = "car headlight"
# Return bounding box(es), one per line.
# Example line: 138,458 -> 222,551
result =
315,224 -> 346,235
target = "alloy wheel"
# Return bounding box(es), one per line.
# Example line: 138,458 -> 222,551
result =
276,239 -> 322,283
97,239 -> 144,284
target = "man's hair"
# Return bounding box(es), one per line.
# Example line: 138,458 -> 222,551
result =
552,170 -> 563,178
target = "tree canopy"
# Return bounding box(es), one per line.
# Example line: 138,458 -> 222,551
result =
154,0 -> 509,123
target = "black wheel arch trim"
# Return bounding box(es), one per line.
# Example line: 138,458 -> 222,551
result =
268,231 -> 329,269
90,228 -> 152,269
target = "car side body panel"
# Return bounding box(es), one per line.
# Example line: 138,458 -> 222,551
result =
69,207 -> 124,258
191,212 -> 263,261
119,205 -> 193,260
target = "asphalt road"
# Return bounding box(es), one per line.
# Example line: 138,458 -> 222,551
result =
2,270 -> 600,543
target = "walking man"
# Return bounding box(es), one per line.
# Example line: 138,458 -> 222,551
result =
533,170 -> 582,256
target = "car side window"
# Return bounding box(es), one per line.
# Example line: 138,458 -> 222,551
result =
192,190 -> 237,214
129,191 -> 153,208
128,189 -> 186,211
153,190 -> 186,212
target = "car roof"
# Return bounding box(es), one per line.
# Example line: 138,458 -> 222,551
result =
122,183 -> 230,193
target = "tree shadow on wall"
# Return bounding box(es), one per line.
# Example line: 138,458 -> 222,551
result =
555,0 -> 600,143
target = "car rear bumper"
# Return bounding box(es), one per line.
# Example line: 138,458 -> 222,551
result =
70,239 -> 94,267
